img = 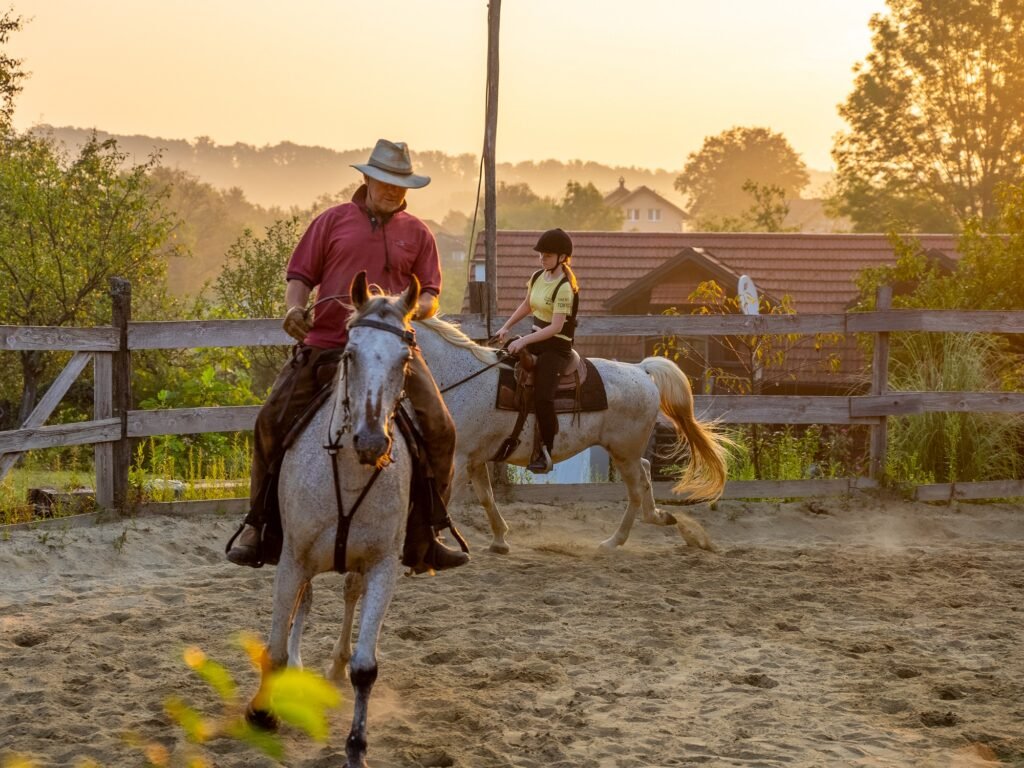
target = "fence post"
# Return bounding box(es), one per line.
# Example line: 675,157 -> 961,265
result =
93,351 -> 114,509
869,285 -> 892,481
109,278 -> 132,511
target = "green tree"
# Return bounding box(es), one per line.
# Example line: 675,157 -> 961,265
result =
853,182 -> 1024,484
831,0 -> 1024,232
212,218 -> 303,392
695,180 -> 796,233
557,180 -> 624,230
493,181 -> 557,230
0,132 -> 178,422
674,126 -> 809,220
0,8 -> 25,130
855,183 -> 1024,312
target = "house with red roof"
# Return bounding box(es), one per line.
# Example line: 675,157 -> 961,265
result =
467,231 -> 959,395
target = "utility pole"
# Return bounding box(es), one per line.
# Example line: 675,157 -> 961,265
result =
483,0 -> 501,337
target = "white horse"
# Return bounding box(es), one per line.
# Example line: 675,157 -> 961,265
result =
248,273 -> 420,768
415,317 -> 730,554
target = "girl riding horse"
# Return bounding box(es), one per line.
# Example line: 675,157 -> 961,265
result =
495,228 -> 580,474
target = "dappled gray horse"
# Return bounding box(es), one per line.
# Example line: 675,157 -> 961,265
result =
416,317 -> 730,554
248,272 -> 419,768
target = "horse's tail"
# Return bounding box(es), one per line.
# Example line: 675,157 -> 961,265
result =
638,356 -> 731,502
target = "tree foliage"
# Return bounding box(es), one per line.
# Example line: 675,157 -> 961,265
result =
694,181 -> 796,233
854,182 -> 1024,483
0,8 -> 25,129
831,0 -> 1024,232
674,126 -> 809,220
557,180 -> 624,230
494,181 -> 557,231
488,180 -> 623,232
855,183 -> 1024,312
0,132 -> 178,421
212,218 -> 303,391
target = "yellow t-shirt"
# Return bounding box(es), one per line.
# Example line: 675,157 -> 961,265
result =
528,272 -> 575,340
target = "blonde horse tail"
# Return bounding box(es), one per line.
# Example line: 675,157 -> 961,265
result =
638,357 -> 731,502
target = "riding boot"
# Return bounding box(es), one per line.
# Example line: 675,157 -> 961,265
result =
226,524 -> 263,567
402,514 -> 469,574
402,476 -> 469,574
226,474 -> 282,568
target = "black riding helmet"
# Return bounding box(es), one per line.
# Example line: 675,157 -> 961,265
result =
533,228 -> 573,258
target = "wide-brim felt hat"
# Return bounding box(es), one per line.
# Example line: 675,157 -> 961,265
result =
351,139 -> 431,189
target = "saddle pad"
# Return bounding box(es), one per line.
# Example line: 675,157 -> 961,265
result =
495,358 -> 608,413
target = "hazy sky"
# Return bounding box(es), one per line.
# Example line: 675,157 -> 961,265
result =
9,0 -> 888,171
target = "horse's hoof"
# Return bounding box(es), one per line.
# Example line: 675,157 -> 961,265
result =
489,542 -> 510,555
245,705 -> 279,732
597,538 -> 620,552
661,511 -> 678,525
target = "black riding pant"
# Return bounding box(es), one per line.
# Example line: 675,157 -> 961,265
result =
527,336 -> 573,451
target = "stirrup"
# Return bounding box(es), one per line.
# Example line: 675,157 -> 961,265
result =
527,445 -> 553,474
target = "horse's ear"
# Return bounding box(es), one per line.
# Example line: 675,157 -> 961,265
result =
401,274 -> 421,317
350,271 -> 369,309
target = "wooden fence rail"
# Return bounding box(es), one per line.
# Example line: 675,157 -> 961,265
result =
3,287 -> 1024,517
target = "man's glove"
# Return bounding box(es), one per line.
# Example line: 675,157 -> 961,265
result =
283,306 -> 311,342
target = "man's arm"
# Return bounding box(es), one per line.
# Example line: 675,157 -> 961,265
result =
285,280 -> 312,312
283,279 -> 313,341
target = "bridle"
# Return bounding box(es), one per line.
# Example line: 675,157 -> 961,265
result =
323,315 -> 417,557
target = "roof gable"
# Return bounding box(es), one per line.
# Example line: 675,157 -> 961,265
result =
603,181 -> 688,218
604,247 -> 739,309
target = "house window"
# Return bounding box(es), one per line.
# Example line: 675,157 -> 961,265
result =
627,208 -> 640,221
648,208 -> 661,221
473,263 -> 486,281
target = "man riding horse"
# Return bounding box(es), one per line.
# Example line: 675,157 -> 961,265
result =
226,138 -> 469,574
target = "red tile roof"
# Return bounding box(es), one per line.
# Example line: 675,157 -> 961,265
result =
467,231 -> 961,386
470,231 -> 960,317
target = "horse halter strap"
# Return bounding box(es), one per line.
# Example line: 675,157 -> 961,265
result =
348,317 -> 417,347
325,315 -> 416,572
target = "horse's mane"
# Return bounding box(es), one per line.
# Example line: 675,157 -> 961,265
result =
419,316 -> 499,364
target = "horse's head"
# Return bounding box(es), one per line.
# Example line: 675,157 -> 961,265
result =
328,271 -> 420,467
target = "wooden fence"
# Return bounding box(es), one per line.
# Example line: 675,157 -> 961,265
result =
3,280 -> 1024,526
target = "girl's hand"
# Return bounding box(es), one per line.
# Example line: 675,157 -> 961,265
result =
494,326 -> 509,343
508,337 -> 527,355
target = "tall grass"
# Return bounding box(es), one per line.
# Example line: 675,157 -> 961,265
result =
129,433 -> 251,502
886,332 -> 1023,484
724,424 -> 866,481
0,433 -> 252,523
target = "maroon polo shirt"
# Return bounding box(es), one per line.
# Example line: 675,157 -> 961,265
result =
286,185 -> 442,348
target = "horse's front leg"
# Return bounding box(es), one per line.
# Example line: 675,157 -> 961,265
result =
287,580 -> 312,668
248,554 -> 307,729
468,461 -> 510,554
345,558 -> 399,768
327,572 -> 363,683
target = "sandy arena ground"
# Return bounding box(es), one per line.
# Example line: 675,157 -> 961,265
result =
2,494 -> 1023,767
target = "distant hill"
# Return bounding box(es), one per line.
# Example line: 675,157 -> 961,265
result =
38,125 -> 699,223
